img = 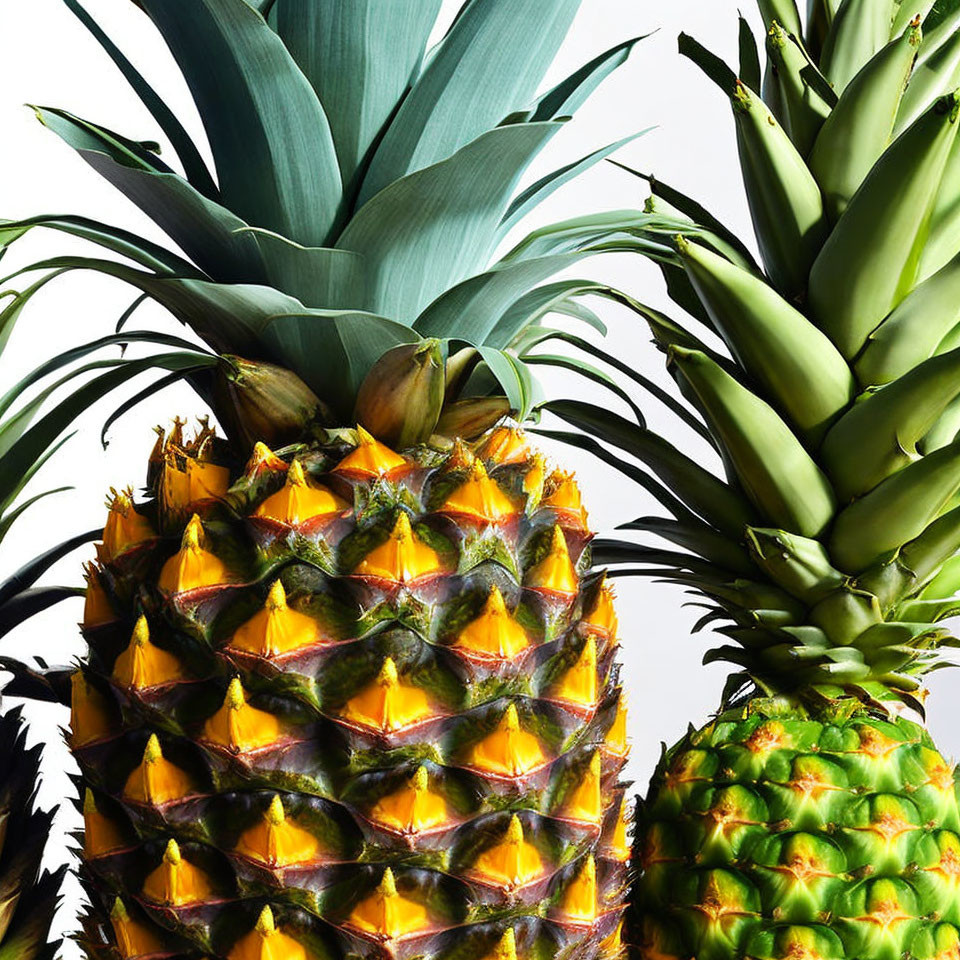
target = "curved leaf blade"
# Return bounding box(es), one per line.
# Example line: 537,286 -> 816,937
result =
137,0 -> 343,246
339,122 -> 561,321
271,0 -> 442,198
358,0 -> 581,204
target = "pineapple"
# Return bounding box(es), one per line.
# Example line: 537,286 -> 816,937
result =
73,413 -> 630,960
540,2 -> 960,958
0,0 -> 655,956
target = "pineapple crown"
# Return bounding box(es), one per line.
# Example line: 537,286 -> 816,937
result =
543,0 -> 960,712
0,0 -> 679,447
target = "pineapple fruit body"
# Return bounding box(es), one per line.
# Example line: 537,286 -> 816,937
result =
635,700 -> 960,960
73,422 -> 629,960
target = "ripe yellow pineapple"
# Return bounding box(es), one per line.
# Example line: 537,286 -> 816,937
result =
74,418 -> 630,958
0,0 -> 663,956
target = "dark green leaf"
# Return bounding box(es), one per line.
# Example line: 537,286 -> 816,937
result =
0,488 -> 71,543
0,353 -> 216,511
62,0 -> 218,197
679,32 -> 738,94
0,529 -> 98,609
739,16 -> 762,90
0,330 -> 211,421
526,327 -> 715,445
0,212 -> 203,278
101,367 -> 210,446
608,165 -> 759,272
545,398 -> 755,536
534,426 -> 704,524
526,352 -> 644,422
620,515 -> 755,574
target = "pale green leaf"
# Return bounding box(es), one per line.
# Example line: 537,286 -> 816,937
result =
137,0 -> 343,245
33,108 -> 265,281
358,0 -> 581,204
338,122 -> 561,321
62,0 -> 218,197
527,36 -> 646,121
477,346 -> 542,419
414,253 -> 586,343
249,230 -> 368,309
271,0 -> 442,199
500,130 -> 652,234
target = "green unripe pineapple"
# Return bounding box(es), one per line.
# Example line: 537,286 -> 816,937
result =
542,3 -> 960,957
640,704 -> 960,960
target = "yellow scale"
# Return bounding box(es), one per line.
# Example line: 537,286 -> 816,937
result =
542,470 -> 590,530
554,856 -> 600,926
453,585 -> 530,661
470,815 -> 544,892
605,796 -> 632,863
69,671 -> 113,748
347,868 -> 431,941
583,580 -> 619,638
158,514 -> 230,594
82,562 -> 116,629
253,459 -> 349,526
142,838 -> 213,906
101,487 -> 155,562
550,636 -> 599,711
109,898 -> 165,960
227,580 -> 326,659
245,441 -> 289,478
604,695 -> 629,760
228,905 -> 310,960
558,752 -> 603,826
202,678 -> 286,754
160,442 -> 230,515
439,459 -> 520,524
83,790 -> 127,860
340,658 -> 435,734
479,427 -> 530,466
368,765 -> 449,836
111,615 -> 185,690
468,704 -> 546,779
353,512 -> 443,584
524,525 -> 579,596
122,734 -> 195,806
484,929 -> 519,960
235,795 -> 324,869
333,426 -> 407,479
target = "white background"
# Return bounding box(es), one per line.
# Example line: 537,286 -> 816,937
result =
2,1 -> 957,954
